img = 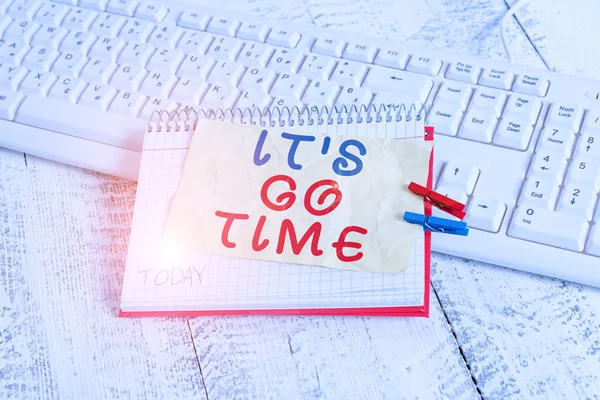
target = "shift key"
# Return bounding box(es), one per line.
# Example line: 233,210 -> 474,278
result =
508,205 -> 589,251
363,66 -> 433,103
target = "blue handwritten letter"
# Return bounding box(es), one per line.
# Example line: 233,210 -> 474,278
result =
253,129 -> 270,166
281,132 -> 315,170
332,139 -> 367,176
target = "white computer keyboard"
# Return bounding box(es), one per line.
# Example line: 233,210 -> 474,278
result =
0,0 -> 599,286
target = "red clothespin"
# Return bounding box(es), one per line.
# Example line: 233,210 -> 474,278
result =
408,182 -> 466,220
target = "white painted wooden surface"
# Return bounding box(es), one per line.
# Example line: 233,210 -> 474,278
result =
1,0 -> 599,399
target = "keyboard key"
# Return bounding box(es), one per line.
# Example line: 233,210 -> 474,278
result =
51,51 -> 87,76
374,48 -> 409,70
23,44 -> 59,71
301,80 -> 340,109
177,30 -> 213,55
140,69 -> 177,97
545,103 -> 583,132
513,74 -> 549,96
267,48 -> 304,73
469,88 -> 507,117
0,39 -> 30,65
19,69 -> 57,95
207,36 -> 243,62
492,117 -> 533,150
206,61 -> 245,86
236,22 -> 270,42
207,17 -> 240,37
445,61 -> 480,84
90,13 -> 126,37
583,108 -> 600,132
528,152 -> 567,184
406,54 -> 442,76
109,89 -> 147,117
508,205 -> 588,251
110,63 -> 147,90
270,73 -> 308,98
34,3 -> 70,25
0,64 -> 27,90
266,29 -> 301,48
238,66 -> 277,92
9,0 -> 43,19
62,8 -> 98,30
574,130 -> 600,159
4,18 -> 40,43
566,158 -> 600,193
106,0 -> 138,16
140,96 -> 178,119
147,48 -> 185,73
48,76 -> 87,102
176,54 -> 215,79
439,161 -> 479,194
503,94 -> 542,125
334,86 -> 372,109
478,67 -> 514,90
330,60 -> 368,87
79,0 -> 109,11
312,37 -> 346,58
26,90 -> 138,139
271,95 -> 302,110
434,82 -> 471,111
433,185 -> 468,205
372,91 -> 420,109
78,83 -> 117,110
148,23 -> 183,48
428,102 -> 462,136
363,66 -> 433,103
236,89 -> 272,110
237,42 -> 274,67
536,126 -> 575,157
0,90 -> 24,119
60,30 -> 97,54
169,76 -> 209,105
177,10 -> 211,30
587,224 -> 600,256
343,42 -> 377,63
134,3 -> 168,22
519,177 -> 559,208
557,184 -> 597,221
465,196 -> 506,232
118,42 -> 155,66
300,54 -> 336,80
89,36 -> 126,60
200,83 -> 240,110
458,109 -> 497,143
31,25 -> 68,48
118,19 -> 155,43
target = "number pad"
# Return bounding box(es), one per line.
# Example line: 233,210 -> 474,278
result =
557,184 -> 597,221
528,152 -> 567,184
519,178 -> 559,209
536,126 -> 575,157
574,130 -> 600,158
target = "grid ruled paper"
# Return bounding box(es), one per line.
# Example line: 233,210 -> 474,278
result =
120,109 -> 428,312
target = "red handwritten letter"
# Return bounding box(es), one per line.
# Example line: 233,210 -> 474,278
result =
261,174 -> 296,211
332,226 -> 367,262
277,219 -> 323,256
252,215 -> 269,251
304,179 -> 342,216
215,211 -> 249,248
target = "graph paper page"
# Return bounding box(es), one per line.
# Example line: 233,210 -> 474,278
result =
120,112 -> 428,312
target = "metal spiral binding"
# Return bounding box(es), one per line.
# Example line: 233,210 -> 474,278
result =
145,103 -> 428,133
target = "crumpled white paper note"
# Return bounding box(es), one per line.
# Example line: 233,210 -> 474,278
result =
162,119 -> 432,274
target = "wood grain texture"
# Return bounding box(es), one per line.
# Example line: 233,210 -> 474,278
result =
0,152 -> 206,399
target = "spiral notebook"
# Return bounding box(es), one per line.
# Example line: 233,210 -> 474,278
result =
119,104 -> 434,317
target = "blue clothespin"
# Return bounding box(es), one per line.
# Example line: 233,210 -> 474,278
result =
403,211 -> 469,236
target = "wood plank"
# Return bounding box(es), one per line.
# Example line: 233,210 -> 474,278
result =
0,151 -> 206,399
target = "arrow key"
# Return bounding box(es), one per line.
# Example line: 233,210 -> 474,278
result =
557,183 -> 597,221
528,152 -> 568,184
466,196 -> 506,232
438,161 -> 479,195
431,185 -> 468,221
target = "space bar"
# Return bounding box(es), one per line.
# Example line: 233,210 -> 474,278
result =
14,95 -> 147,152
